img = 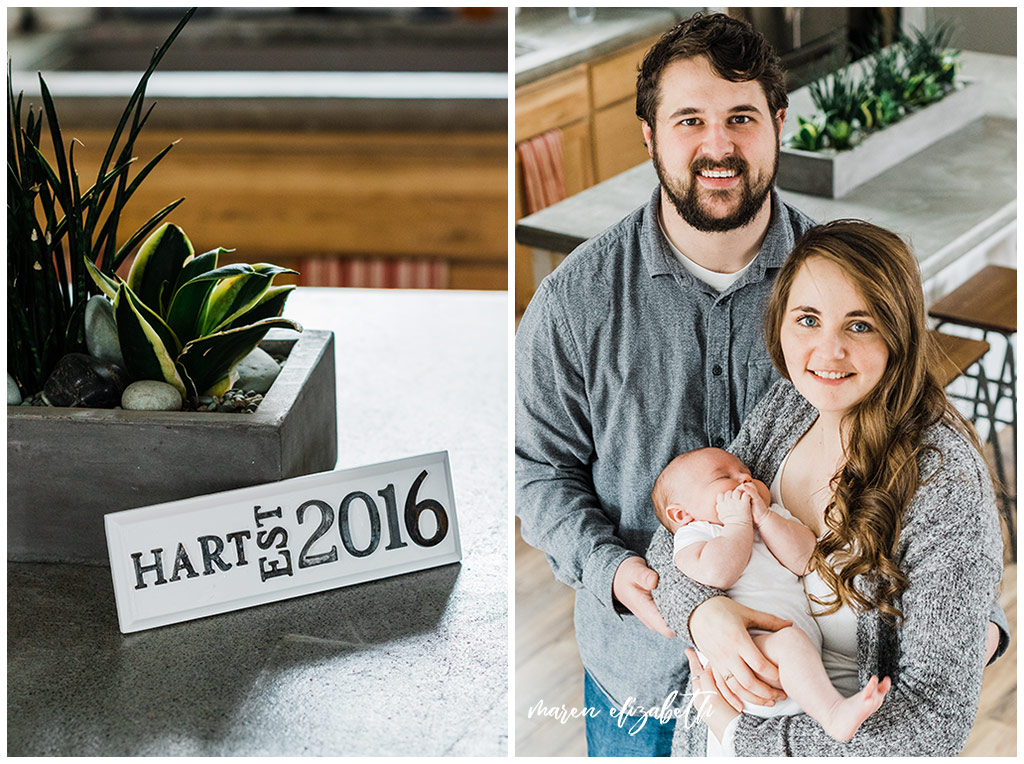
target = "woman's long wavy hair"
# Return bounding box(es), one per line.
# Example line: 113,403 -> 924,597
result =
764,220 -> 983,622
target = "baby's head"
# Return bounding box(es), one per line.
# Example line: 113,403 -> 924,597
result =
652,447 -> 770,531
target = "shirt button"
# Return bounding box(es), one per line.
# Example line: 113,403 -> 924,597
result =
712,365 -> 723,376
713,437 -> 725,447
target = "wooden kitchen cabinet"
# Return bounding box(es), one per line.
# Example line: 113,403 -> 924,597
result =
590,39 -> 655,182
56,128 -> 507,291
514,151 -> 533,315
515,64 -> 595,199
515,65 -> 594,312
515,64 -> 590,140
592,99 -> 649,182
514,34 -> 659,313
589,38 -> 649,109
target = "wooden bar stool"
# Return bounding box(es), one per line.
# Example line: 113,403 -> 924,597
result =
931,330 -> 991,388
929,266 -> 1017,560
929,265 -> 1017,451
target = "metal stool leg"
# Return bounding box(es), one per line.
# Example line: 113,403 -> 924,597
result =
974,361 -> 1016,561
999,334 -> 1017,463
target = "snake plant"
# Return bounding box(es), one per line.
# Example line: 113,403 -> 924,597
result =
7,8 -> 196,397
788,114 -> 828,152
86,223 -> 300,399
788,22 -> 962,154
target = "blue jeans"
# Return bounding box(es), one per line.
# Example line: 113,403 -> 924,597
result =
583,670 -> 676,757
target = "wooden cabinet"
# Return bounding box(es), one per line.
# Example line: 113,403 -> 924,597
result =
514,35 -> 658,313
58,128 -> 507,291
514,65 -> 594,314
592,99 -> 650,182
515,64 -> 595,199
590,39 -> 655,182
515,64 -> 590,141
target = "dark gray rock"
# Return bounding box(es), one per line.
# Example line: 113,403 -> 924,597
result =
42,353 -> 129,408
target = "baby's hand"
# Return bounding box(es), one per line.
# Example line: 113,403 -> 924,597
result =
739,483 -> 772,526
716,488 -> 753,526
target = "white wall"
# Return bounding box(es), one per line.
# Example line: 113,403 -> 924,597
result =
904,7 -> 1017,56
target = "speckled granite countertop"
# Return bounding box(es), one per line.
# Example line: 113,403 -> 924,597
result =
7,288 -> 508,756
515,7 -> 694,87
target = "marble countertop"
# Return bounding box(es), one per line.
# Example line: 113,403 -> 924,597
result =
515,51 -> 1016,282
515,7 -> 693,87
7,287 -> 509,756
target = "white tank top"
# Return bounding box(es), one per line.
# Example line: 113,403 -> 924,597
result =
771,450 -> 861,696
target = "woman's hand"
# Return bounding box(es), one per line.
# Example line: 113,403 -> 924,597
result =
689,596 -> 791,711
686,647 -> 740,743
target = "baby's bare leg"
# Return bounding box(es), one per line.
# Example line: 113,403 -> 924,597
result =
753,628 -> 889,742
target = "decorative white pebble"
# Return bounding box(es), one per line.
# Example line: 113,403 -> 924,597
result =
121,380 -> 183,411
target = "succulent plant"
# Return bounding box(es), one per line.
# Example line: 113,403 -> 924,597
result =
824,118 -> 855,151
902,23 -> 960,87
858,90 -> 903,132
7,8 -> 195,397
787,114 -> 828,152
808,67 -> 870,130
86,223 -> 300,399
790,22 -> 963,154
865,43 -> 907,101
902,71 -> 945,108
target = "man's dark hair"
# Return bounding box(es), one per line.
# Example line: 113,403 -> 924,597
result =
635,12 -> 788,131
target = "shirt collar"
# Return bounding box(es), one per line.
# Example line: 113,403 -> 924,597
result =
640,186 -> 795,285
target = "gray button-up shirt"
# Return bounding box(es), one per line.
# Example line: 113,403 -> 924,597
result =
515,187 -> 816,709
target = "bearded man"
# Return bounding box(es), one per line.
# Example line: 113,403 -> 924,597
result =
515,13 -> 812,755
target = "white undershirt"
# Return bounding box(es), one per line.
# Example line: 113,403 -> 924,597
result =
657,215 -> 755,292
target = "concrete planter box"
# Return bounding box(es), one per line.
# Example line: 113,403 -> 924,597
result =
778,79 -> 984,198
7,328 -> 337,565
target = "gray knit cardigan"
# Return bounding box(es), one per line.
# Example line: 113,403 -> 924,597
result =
648,379 -> 1005,756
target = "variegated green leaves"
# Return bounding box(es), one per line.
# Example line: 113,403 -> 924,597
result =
87,223 -> 300,399
113,285 -> 188,397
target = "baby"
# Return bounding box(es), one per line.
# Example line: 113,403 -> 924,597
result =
652,447 -> 889,743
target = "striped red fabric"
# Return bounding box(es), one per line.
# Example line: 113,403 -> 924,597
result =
517,129 -> 567,214
299,257 -> 449,289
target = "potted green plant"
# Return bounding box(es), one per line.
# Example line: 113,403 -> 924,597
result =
84,222 -> 300,400
778,23 -> 983,198
8,8 -> 338,564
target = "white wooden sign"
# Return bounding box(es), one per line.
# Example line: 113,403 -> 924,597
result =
106,451 -> 460,633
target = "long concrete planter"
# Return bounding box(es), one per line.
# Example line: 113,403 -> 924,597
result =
778,79 -> 984,198
7,328 -> 337,564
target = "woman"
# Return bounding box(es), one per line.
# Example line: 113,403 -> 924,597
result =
647,220 -> 1006,755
